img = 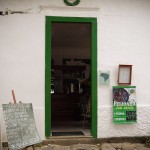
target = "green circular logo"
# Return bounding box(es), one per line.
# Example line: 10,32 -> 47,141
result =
64,0 -> 80,6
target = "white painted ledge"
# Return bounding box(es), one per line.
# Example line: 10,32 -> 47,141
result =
39,5 -> 100,12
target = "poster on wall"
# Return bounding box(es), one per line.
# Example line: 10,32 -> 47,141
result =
113,86 -> 136,124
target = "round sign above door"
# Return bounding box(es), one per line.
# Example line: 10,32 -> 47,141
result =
64,0 -> 80,6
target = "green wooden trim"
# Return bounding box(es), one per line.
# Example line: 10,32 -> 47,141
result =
45,20 -> 51,137
113,86 -> 136,88
46,16 -> 97,23
91,20 -> 97,138
45,16 -> 97,138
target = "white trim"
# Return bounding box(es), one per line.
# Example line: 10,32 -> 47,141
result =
40,5 -> 100,12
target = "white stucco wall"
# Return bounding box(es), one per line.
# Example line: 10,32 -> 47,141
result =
97,0 -> 150,138
0,0 -> 150,141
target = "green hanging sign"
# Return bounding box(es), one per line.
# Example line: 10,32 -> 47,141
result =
113,86 -> 137,124
64,0 -> 80,6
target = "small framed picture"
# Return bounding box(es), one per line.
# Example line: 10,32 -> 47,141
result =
100,71 -> 110,85
118,65 -> 132,85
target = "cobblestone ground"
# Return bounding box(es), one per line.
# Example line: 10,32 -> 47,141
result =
41,143 -> 150,150
2,143 -> 150,150
101,143 -> 150,150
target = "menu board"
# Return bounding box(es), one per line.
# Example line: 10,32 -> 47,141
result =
113,86 -> 136,124
2,103 -> 42,150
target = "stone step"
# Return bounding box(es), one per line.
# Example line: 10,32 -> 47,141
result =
43,136 -> 98,146
41,144 -> 99,150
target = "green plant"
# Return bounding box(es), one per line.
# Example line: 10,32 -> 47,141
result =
64,0 -> 80,6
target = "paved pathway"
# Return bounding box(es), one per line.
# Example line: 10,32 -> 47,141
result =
101,143 -> 150,150
2,143 -> 150,150
41,143 -> 150,150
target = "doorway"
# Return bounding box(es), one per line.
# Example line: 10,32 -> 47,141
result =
45,16 -> 97,138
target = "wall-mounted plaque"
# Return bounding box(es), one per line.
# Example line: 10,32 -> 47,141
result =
100,71 -> 110,85
118,65 -> 132,85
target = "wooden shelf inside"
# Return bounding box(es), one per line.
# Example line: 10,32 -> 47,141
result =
52,65 -> 86,71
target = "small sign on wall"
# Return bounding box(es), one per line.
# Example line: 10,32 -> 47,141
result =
99,71 -> 110,85
113,86 -> 136,124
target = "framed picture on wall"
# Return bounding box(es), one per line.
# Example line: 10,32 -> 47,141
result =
118,65 -> 132,85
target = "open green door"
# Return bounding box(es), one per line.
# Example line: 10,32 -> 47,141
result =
45,16 -> 97,138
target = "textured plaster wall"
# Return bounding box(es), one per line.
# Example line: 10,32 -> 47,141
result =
97,0 -> 150,138
0,0 -> 150,141
98,106 -> 150,138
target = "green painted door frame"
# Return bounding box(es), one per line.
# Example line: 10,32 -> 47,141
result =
45,16 -> 97,138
